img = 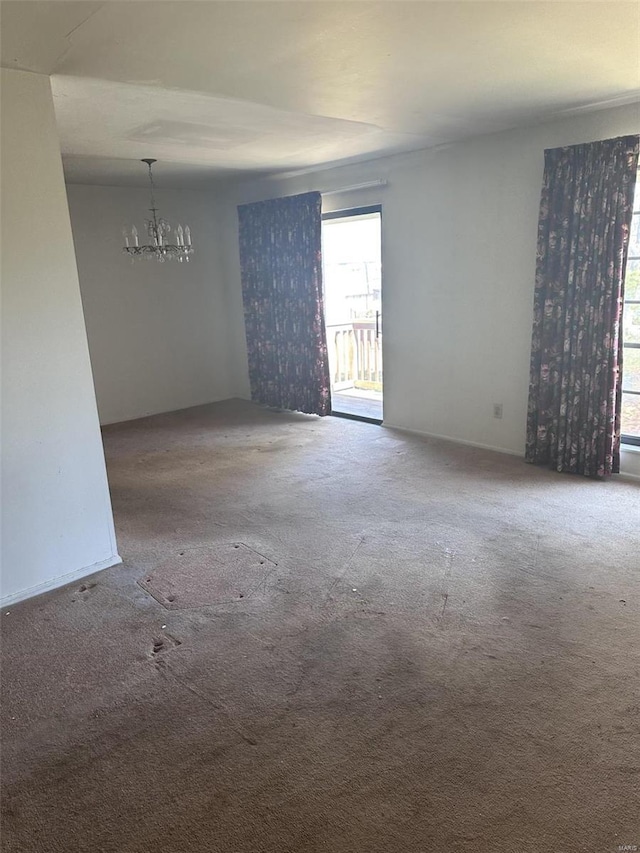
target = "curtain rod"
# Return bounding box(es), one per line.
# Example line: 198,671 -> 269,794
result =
321,179 -> 387,196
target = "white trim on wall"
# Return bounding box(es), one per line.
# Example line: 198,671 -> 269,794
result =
382,422 -> 523,457
0,554 -> 123,609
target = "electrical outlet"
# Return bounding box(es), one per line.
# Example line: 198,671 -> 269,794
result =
493,403 -> 503,419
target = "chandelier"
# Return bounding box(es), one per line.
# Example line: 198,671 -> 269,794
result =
122,159 -> 193,263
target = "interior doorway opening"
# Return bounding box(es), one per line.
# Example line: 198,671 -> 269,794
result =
322,205 -> 383,422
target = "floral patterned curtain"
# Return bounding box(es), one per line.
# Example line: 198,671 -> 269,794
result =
238,192 -> 331,416
526,135 -> 639,477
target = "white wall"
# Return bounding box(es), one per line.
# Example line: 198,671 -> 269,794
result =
67,185 -> 233,425
221,103 -> 640,478
1,69 -> 120,605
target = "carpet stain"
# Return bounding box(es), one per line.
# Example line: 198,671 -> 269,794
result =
151,633 -> 181,656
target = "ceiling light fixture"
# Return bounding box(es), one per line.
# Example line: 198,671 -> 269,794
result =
122,159 -> 193,263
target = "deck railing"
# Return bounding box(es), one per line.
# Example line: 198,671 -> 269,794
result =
326,321 -> 382,391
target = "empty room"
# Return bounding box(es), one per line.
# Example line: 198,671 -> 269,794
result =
1,2 -> 639,851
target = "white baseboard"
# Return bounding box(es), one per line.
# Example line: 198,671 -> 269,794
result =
382,422 -> 523,457
620,445 -> 640,481
383,424 -> 640,481
0,554 -> 123,609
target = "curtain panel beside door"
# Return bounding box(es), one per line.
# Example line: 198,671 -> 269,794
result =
526,135 -> 639,477
238,192 -> 331,416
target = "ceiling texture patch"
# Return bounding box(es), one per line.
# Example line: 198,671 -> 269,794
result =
128,120 -> 262,151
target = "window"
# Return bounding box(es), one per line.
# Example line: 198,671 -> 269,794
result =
622,177 -> 640,445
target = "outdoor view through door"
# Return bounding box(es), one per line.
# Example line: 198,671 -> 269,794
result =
322,206 -> 383,421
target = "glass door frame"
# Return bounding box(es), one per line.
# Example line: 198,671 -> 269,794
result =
321,204 -> 383,425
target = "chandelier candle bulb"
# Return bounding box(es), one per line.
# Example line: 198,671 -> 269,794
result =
131,225 -> 139,247
185,226 -> 191,246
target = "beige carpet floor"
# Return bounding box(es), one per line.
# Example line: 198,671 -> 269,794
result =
2,399 -> 639,852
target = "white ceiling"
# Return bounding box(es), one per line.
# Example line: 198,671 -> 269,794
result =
2,1 -> 640,188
